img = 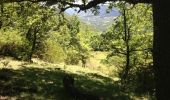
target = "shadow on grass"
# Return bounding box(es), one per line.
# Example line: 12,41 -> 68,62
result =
0,67 -> 130,100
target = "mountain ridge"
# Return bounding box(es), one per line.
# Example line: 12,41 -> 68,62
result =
65,5 -> 120,32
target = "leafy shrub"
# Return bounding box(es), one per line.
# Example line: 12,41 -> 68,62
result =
42,39 -> 65,63
134,65 -> 155,94
0,29 -> 27,59
123,64 -> 155,95
65,49 -> 80,65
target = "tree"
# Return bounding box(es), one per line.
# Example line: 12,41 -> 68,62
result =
0,2 -> 59,61
99,3 -> 153,83
51,15 -> 89,65
1,0 -> 170,99
152,1 -> 170,99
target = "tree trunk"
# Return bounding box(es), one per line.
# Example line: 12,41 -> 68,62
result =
122,7 -> 130,80
0,1 -> 3,14
28,29 -> 37,62
152,1 -> 170,99
0,1 -> 3,29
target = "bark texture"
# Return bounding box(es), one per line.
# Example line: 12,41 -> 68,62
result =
153,1 -> 170,99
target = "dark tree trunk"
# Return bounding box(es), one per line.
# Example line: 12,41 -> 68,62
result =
124,45 -> 130,79
152,1 -> 170,99
122,7 -> 131,80
0,1 -> 3,14
0,1 -> 3,29
28,29 -> 37,62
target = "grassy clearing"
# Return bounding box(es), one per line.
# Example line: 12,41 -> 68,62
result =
0,53 -> 153,100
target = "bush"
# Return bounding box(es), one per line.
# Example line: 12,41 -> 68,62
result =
42,39 -> 65,63
0,29 -> 27,59
65,49 -> 80,65
134,65 -> 155,94
123,64 -> 155,95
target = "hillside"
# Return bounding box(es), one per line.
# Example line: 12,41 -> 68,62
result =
0,53 -> 151,100
0,52 -> 120,100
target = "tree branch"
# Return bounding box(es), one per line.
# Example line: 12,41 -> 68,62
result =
130,48 -> 153,52
3,0 -> 153,11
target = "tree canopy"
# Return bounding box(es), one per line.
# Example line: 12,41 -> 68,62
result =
2,0 -> 152,12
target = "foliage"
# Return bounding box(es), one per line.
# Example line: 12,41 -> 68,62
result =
0,2 -> 92,64
0,2 -> 56,60
65,48 -> 80,65
54,15 -> 91,65
0,28 -> 28,59
95,3 -> 154,93
0,1 -> 155,99
42,39 -> 65,63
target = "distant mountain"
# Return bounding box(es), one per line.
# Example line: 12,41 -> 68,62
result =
65,5 -> 120,32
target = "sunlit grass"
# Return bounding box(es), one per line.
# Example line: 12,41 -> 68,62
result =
0,53 -> 154,100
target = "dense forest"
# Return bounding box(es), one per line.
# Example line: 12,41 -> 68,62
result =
0,1 -> 157,100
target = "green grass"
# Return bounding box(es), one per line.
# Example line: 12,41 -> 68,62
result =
0,54 -> 154,100
0,67 -> 128,100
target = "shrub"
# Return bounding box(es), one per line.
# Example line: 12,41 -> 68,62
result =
0,29 -> 27,59
134,65 -> 155,94
42,39 -> 65,63
65,49 -> 80,65
123,64 -> 155,95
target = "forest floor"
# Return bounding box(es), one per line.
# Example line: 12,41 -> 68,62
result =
0,52 -> 152,100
